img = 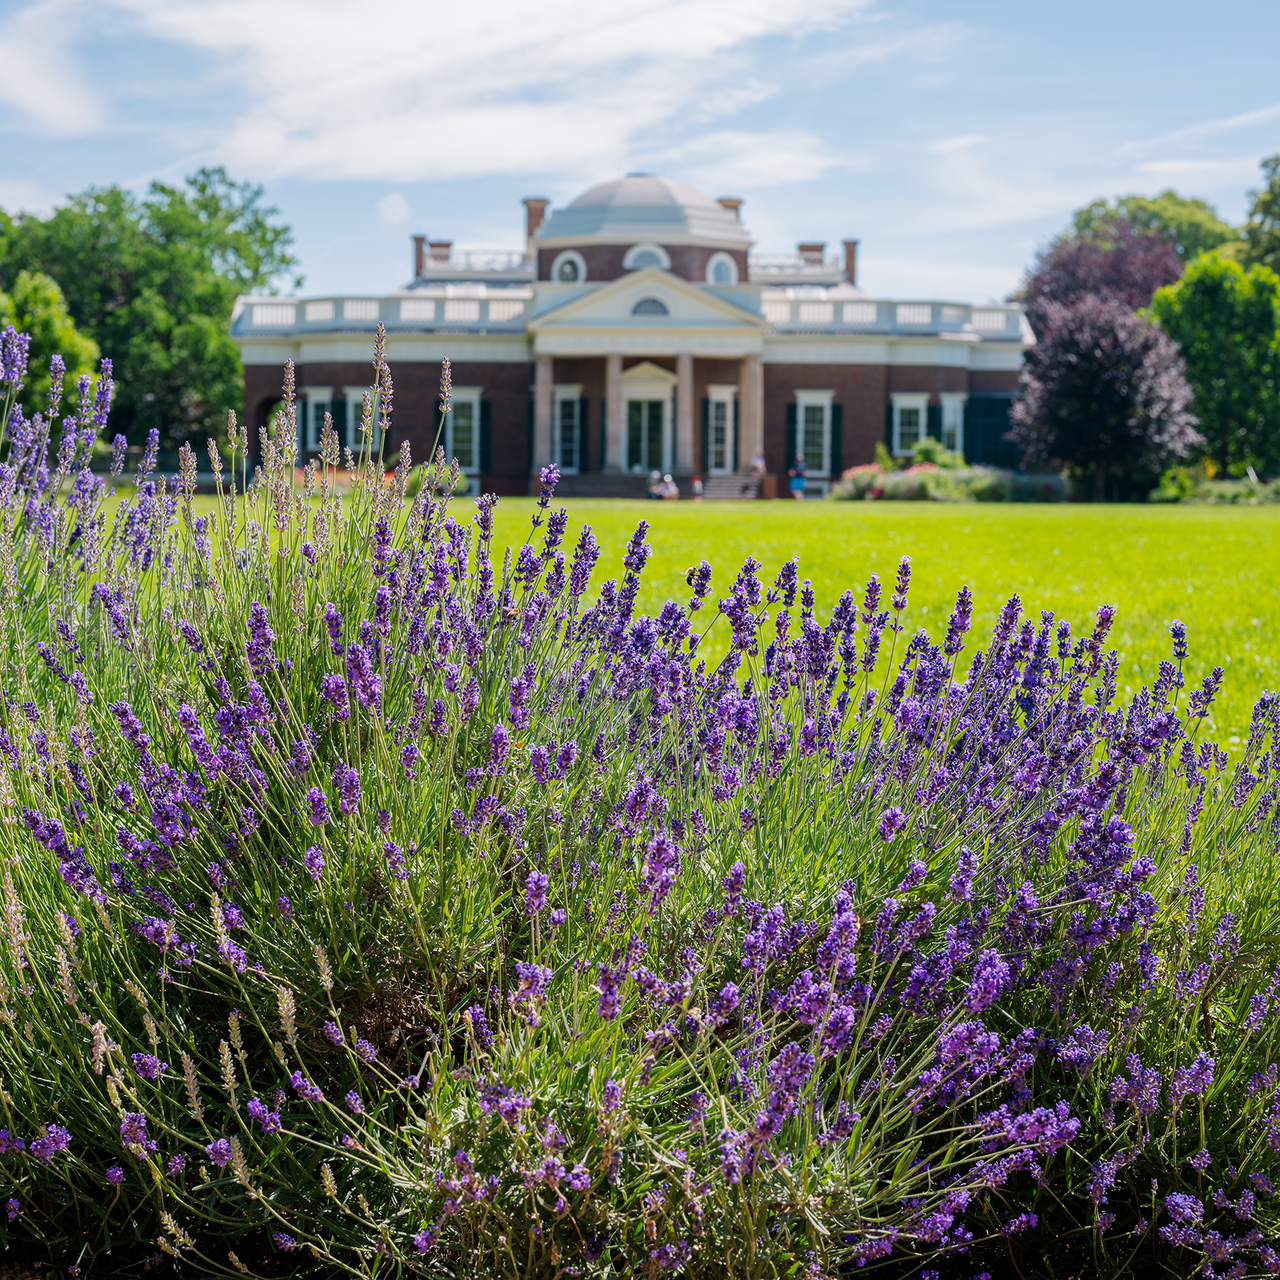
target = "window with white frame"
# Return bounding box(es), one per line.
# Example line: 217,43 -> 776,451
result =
302,387 -> 333,452
795,391 -> 833,477
891,393 -> 929,457
551,250 -> 587,283
623,243 -> 671,271
706,252 -> 738,285
706,385 -> 736,473
445,388 -> 482,474
554,385 -> 583,472
940,394 -> 967,456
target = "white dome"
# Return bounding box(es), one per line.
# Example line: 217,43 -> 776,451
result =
538,174 -> 751,247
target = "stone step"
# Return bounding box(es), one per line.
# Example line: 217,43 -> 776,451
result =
701,475 -> 760,500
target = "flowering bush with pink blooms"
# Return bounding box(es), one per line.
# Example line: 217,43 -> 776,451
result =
0,322 -> 1277,1277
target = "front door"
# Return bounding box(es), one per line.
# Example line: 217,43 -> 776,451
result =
627,400 -> 666,472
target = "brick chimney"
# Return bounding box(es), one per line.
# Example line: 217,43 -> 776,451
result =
413,235 -> 426,279
428,240 -> 452,264
843,239 -> 859,286
716,197 -> 743,220
798,242 -> 825,265
523,197 -> 549,247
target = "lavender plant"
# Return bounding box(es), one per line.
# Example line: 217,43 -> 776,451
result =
0,321 -> 1277,1278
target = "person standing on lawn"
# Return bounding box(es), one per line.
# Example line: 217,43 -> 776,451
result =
787,453 -> 806,500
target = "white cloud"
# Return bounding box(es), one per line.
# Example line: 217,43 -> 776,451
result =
99,0 -> 867,182
0,0 -> 101,134
0,177 -> 60,216
376,192 -> 410,225
652,129 -> 855,191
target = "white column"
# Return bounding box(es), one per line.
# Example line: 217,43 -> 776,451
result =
533,354 -> 553,473
739,354 -> 763,473
675,353 -> 694,475
605,354 -> 624,472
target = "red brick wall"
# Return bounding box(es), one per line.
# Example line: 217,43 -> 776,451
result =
969,370 -> 1021,394
537,245 -> 749,284
762,364 -> 889,474
886,365 -> 969,396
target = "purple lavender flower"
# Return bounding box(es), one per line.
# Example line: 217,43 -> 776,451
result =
166,1154 -> 186,1175
602,1079 -> 622,1112
877,806 -> 907,843
106,1166 -> 125,1186
277,895 -> 294,919
355,1039 -> 378,1064
273,1233 -> 296,1253
290,1071 -> 324,1102
205,1138 -> 232,1168
246,1097 -> 282,1134
246,602 -> 276,676
721,861 -> 747,915
345,644 -> 383,712
120,1113 -> 148,1146
319,673 -> 350,720
964,950 -> 1011,1013
346,1091 -> 365,1114
130,1053 -> 168,1081
304,845 -> 325,881
324,1020 -> 344,1046
307,787 -> 330,826
332,763 -> 361,815
1170,618 -> 1188,661
525,870 -> 549,915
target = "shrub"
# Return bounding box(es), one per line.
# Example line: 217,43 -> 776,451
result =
0,326 -> 1278,1278
830,464 -> 1065,503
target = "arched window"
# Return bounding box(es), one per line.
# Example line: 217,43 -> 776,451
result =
623,243 -> 671,271
706,252 -> 739,285
551,250 -> 587,283
631,297 -> 669,316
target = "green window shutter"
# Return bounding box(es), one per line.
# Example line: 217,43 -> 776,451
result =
479,400 -> 492,472
830,403 -> 843,475
732,399 -> 740,471
700,398 -> 709,471
785,403 -> 797,469
600,398 -> 607,469
578,396 -> 590,471
331,398 -> 346,440
927,403 -> 942,441
885,402 -> 893,447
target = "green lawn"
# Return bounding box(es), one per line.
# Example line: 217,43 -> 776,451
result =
486,498 -> 1280,741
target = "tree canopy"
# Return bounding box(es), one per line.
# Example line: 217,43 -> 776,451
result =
0,168 -> 297,448
1071,191 -> 1240,263
1243,154 -> 1280,277
1150,256 -> 1280,475
1010,295 -> 1200,500
0,270 -> 99,417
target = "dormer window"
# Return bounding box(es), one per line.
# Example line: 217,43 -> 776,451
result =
631,297 -> 669,316
551,249 -> 587,283
623,243 -> 671,271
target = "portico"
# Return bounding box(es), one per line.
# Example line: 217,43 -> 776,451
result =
527,267 -> 768,476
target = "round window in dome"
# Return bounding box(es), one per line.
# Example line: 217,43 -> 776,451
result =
631,297 -> 669,316
623,243 -> 672,272
551,250 -> 587,283
706,252 -> 739,286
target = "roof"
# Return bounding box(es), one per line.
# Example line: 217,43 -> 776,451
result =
536,174 -> 753,248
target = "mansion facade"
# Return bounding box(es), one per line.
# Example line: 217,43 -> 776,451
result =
232,175 -> 1033,497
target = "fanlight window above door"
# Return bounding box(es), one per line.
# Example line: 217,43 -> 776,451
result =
631,297 -> 669,316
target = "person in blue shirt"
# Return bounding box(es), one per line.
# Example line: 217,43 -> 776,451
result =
787,454 -> 807,500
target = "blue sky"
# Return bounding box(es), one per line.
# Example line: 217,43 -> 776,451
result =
2,0 -> 1278,303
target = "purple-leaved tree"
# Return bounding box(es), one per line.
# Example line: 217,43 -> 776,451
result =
1009,295 -> 1202,501
1020,215 -> 1184,338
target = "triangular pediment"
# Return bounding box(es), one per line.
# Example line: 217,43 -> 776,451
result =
528,267 -> 768,331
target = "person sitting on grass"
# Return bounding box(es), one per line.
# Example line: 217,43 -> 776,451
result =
787,453 -> 807,500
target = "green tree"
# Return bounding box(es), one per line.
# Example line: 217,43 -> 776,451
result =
0,168 -> 297,447
1243,154 -> 1280,276
0,269 -> 99,416
1072,190 -> 1240,262
1150,255 -> 1280,475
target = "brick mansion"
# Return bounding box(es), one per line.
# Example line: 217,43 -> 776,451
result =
232,174 -> 1033,497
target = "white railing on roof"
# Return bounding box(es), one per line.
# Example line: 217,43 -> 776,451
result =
749,253 -> 842,276
419,250 -> 532,273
